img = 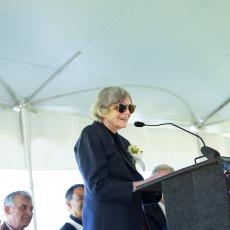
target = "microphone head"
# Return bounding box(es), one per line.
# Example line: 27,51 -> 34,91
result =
134,121 -> 145,127
201,146 -> 220,160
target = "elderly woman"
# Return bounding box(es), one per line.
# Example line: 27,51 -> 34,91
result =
74,86 -> 161,230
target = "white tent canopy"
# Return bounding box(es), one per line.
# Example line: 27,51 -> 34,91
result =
1,1 -> 230,229
1,0 -> 230,170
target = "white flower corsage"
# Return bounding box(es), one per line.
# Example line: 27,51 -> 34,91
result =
128,145 -> 145,171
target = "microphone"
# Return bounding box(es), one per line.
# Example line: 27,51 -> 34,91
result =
134,121 -> 145,127
134,121 -> 220,161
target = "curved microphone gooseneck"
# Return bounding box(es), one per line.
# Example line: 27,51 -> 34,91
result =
134,121 -> 220,161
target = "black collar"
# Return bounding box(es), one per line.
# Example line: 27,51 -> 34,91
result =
70,214 -> 82,225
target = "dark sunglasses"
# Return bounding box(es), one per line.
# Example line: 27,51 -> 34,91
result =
115,103 -> 136,114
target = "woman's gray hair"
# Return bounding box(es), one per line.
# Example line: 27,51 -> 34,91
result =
91,86 -> 132,121
3,191 -> 32,207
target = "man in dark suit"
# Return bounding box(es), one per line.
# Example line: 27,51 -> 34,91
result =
0,191 -> 33,230
60,184 -> 84,230
144,202 -> 167,230
144,164 -> 175,230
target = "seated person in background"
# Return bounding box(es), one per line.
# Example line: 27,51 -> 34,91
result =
144,164 -> 175,230
60,184 -> 84,230
0,190 -> 33,230
152,164 -> 175,214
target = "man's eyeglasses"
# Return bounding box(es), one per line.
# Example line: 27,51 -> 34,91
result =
115,103 -> 136,114
74,196 -> 84,202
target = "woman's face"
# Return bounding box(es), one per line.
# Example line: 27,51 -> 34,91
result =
102,97 -> 134,133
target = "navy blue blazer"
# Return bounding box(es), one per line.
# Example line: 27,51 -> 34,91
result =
144,203 -> 167,230
59,223 -> 77,230
74,121 -> 161,230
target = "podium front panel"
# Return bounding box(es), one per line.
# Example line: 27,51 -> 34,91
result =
163,162 -> 230,230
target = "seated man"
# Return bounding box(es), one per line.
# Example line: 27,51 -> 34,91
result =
60,184 -> 84,230
0,191 -> 33,230
144,164 -> 175,230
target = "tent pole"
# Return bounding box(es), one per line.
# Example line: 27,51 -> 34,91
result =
20,104 -> 37,230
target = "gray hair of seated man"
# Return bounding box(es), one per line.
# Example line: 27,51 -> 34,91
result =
4,191 -> 32,207
152,164 -> 175,175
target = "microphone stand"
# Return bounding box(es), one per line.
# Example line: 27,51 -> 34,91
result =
134,121 -> 230,173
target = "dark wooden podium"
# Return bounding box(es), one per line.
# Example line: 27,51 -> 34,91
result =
137,159 -> 230,230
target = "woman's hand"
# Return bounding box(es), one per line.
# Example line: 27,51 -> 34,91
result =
133,181 -> 143,192
133,175 -> 159,192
